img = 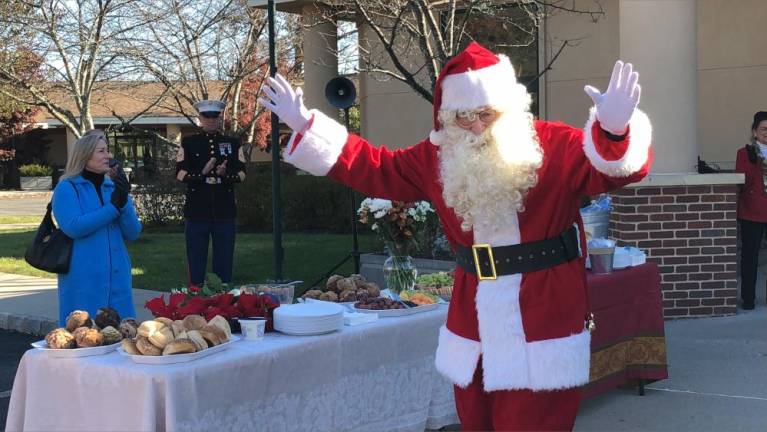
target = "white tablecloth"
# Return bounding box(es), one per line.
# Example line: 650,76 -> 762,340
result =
6,307 -> 458,432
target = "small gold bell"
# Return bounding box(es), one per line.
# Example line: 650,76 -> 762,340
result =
586,313 -> 596,332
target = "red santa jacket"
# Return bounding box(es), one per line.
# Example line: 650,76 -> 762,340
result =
284,108 -> 652,391
735,146 -> 767,223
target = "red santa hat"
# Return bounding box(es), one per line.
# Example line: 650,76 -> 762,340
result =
432,42 -> 520,130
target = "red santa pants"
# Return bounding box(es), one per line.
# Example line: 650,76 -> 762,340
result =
454,361 -> 581,431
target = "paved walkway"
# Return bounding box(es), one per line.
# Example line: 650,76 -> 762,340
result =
0,191 -> 50,216
0,273 -> 156,334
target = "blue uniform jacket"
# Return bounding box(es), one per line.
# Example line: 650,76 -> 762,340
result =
52,175 -> 142,325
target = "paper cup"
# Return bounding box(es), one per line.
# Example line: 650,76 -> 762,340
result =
239,318 -> 267,340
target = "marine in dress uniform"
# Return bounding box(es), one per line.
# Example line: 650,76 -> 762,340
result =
260,43 -> 653,431
176,100 -> 247,287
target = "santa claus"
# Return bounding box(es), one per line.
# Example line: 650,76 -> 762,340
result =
259,42 -> 652,431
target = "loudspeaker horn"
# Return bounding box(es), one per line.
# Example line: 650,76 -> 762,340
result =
325,76 -> 357,110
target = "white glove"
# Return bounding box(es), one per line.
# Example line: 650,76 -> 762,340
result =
584,60 -> 641,135
257,74 -> 312,132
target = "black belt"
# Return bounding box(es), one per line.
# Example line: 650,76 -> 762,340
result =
455,226 -> 580,280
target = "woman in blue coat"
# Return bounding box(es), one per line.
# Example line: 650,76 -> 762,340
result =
52,130 -> 142,325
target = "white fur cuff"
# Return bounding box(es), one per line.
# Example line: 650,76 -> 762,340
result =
583,107 -> 652,177
434,325 -> 482,388
283,109 -> 348,176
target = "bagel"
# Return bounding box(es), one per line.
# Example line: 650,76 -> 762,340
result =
181,315 -> 207,331
171,320 -> 187,338
199,324 -> 227,346
137,320 -> 165,338
186,330 -> 208,351
162,338 -> 197,355
148,326 -> 175,349
154,317 -> 174,327
136,336 -> 162,356
207,315 -> 232,339
121,338 -> 141,355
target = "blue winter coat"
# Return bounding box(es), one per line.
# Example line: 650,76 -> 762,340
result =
52,175 -> 142,326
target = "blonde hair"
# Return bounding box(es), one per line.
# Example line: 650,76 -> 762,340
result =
61,130 -> 107,180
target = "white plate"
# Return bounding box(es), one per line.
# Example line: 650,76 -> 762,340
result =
274,325 -> 342,336
351,303 -> 439,317
117,335 -> 240,364
31,340 -> 122,358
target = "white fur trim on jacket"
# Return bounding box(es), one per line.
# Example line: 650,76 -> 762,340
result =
435,325 -> 482,388
582,107 -> 652,177
440,55 -> 528,113
476,273 -> 592,391
283,109 -> 348,176
434,215 -> 591,391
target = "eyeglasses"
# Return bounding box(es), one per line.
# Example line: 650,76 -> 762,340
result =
199,111 -> 221,119
455,109 -> 499,127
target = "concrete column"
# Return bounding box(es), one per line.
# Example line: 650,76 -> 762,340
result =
620,0 -> 697,174
301,4 -> 338,118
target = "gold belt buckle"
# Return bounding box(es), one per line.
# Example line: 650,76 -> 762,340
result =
471,244 -> 497,281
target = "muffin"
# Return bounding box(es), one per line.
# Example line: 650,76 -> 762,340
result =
100,326 -> 123,345
65,310 -> 92,332
119,318 -> 139,339
45,328 -> 76,349
94,307 -> 121,330
73,327 -> 103,348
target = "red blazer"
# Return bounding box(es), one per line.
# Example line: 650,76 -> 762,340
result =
736,146 -> 767,222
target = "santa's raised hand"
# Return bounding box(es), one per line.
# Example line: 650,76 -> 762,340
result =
584,61 -> 641,135
258,74 -> 312,133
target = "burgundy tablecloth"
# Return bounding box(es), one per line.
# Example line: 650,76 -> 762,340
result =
582,262 -> 668,398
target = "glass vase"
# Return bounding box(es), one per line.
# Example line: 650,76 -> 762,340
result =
383,254 -> 418,294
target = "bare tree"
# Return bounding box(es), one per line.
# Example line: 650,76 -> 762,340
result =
0,0 -> 154,138
316,0 -> 604,104
125,0 -> 302,153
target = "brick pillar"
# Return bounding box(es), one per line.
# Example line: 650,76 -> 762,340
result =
609,184 -> 739,318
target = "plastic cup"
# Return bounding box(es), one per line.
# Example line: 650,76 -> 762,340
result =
239,317 -> 267,340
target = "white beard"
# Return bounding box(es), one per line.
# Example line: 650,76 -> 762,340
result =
437,110 -> 543,232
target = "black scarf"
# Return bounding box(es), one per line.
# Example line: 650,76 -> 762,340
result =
81,169 -> 105,204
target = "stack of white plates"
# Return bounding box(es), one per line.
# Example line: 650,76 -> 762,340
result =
274,302 -> 344,335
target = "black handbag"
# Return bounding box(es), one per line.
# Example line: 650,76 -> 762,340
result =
24,184 -> 76,274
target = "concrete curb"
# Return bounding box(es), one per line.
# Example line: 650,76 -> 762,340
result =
0,312 -> 57,336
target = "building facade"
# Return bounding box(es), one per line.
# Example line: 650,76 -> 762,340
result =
253,0 -> 767,317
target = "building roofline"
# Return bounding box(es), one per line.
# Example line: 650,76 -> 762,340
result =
41,116 -> 193,127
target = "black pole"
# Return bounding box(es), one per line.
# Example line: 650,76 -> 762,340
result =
344,107 -> 360,273
268,0 -> 284,281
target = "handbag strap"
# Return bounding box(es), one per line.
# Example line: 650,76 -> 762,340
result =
47,180 -> 80,229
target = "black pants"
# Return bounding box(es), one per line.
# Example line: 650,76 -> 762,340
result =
739,219 -> 767,307
185,219 -> 236,286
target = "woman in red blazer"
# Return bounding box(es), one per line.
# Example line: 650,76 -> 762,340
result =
735,111 -> 767,310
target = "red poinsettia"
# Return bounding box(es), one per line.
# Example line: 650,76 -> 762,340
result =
145,292 -> 280,323
237,293 -> 279,318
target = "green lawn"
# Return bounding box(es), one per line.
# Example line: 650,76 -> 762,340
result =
0,228 -> 379,293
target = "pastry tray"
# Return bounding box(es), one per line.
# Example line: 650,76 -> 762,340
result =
31,340 -> 122,358
117,335 -> 239,364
